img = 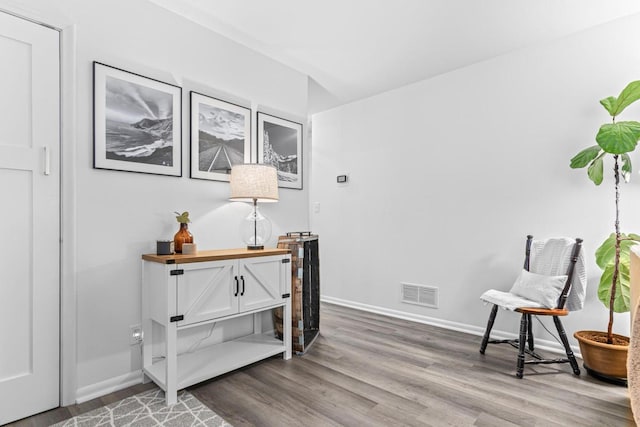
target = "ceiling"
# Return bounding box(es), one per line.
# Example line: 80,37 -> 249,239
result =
149,0 -> 640,113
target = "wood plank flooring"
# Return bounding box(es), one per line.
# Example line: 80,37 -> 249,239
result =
190,303 -> 635,427
8,302 -> 635,426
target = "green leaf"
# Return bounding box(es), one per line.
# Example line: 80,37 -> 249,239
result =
598,261 -> 631,313
600,96 -> 618,116
595,233 -> 617,269
596,121 -> 640,154
595,233 -> 640,269
621,237 -> 639,257
570,145 -> 602,169
587,155 -> 604,185
611,81 -> 640,117
621,153 -> 632,183
596,233 -> 639,313
175,211 -> 191,223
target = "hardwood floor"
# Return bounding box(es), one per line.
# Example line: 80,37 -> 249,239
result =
191,303 -> 634,426
8,303 -> 635,426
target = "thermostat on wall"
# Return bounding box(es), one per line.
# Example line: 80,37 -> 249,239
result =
337,175 -> 348,183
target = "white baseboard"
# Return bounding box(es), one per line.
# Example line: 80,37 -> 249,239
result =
75,370 -> 143,404
320,295 -> 582,357
76,297 -> 582,403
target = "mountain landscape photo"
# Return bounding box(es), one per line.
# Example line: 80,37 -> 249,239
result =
197,104 -> 246,174
104,75 -> 174,166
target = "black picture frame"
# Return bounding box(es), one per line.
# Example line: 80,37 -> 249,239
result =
190,91 -> 252,181
93,62 -> 182,176
257,112 -> 303,189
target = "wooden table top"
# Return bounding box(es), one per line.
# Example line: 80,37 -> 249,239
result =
142,247 -> 290,264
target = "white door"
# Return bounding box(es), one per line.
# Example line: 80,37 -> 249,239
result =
238,255 -> 284,312
0,11 -> 60,425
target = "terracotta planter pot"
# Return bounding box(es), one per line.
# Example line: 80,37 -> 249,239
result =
574,330 -> 629,379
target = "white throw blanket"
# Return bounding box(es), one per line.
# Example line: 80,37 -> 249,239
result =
480,237 -> 587,311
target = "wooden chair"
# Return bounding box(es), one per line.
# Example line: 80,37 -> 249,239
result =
479,235 -> 584,378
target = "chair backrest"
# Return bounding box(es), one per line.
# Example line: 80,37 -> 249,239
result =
523,235 -> 584,310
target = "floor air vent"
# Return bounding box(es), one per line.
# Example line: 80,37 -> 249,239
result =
401,283 -> 438,308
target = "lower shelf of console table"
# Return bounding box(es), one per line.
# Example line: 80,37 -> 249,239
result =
144,330 -> 286,392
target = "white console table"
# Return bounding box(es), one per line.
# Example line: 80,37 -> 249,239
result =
141,248 -> 292,405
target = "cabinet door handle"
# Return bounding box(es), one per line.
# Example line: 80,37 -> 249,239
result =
240,275 -> 245,296
234,276 -> 239,297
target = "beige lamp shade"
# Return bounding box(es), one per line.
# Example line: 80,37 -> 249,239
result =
229,164 -> 279,203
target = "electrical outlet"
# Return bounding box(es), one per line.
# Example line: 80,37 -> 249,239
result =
129,324 -> 143,345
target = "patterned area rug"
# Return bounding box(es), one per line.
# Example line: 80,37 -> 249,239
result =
52,388 -> 231,426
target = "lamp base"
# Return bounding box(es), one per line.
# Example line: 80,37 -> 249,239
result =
247,244 -> 264,250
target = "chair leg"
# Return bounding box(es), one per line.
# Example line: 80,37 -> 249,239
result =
516,313 -> 528,378
553,316 -> 580,375
526,314 -> 534,351
480,305 -> 499,354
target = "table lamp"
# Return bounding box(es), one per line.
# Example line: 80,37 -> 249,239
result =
229,164 -> 279,250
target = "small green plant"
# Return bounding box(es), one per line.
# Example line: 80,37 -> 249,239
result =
174,211 -> 190,224
570,81 -> 640,344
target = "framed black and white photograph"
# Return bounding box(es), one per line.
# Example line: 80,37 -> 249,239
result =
257,112 -> 303,189
93,62 -> 182,176
190,92 -> 252,181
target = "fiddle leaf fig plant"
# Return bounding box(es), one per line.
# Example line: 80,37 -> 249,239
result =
570,81 -> 640,344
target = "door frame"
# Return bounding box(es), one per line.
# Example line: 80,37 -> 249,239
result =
0,5 -> 78,407
60,22 -> 78,407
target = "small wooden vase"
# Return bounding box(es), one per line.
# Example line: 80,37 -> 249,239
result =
173,223 -> 193,253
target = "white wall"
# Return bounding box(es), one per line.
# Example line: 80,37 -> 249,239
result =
5,0 -> 640,402
311,14 -> 640,348
0,0 -> 309,400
